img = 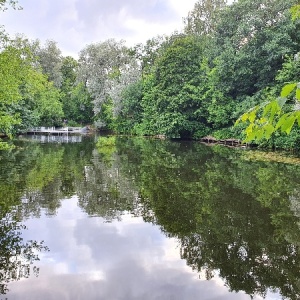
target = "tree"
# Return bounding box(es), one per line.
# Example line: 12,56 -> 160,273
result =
236,81 -> 300,142
131,36 -> 167,75
34,40 -> 63,88
77,39 -> 139,129
214,0 -> 300,98
235,3 -> 300,142
59,56 -> 93,124
39,40 -> 63,87
183,0 -> 227,36
141,34 -> 216,138
113,80 -> 143,134
0,46 -> 28,148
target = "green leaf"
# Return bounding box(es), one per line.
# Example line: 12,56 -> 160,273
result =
275,114 -> 288,130
280,114 -> 296,134
255,128 -> 264,140
296,111 -> 300,126
296,88 -> 300,101
280,83 -> 297,98
245,130 -> 257,142
263,101 -> 280,122
248,110 -> 257,123
264,124 -> 275,139
240,113 -> 249,122
245,123 -> 253,135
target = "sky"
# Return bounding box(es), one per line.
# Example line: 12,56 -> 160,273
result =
1,0 -> 199,57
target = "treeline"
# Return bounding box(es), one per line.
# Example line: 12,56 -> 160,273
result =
1,0 -> 300,149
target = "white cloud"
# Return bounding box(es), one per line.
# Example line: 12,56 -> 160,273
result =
1,0 -> 198,57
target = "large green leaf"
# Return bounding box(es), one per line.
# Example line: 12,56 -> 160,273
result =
280,114 -> 296,134
280,83 -> 297,98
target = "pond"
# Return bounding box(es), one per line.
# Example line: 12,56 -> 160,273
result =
1,135 -> 300,300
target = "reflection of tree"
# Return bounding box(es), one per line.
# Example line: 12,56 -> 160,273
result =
1,138 -> 94,218
77,149 -> 140,221
0,214 -> 49,295
3,136 -> 300,299
0,138 -> 94,294
115,138 -> 300,300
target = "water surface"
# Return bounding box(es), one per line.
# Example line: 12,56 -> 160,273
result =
1,135 -> 300,299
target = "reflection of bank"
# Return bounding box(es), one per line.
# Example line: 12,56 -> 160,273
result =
0,215 -> 49,295
27,134 -> 83,143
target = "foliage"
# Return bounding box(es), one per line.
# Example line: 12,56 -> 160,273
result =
141,35 -> 209,138
236,83 -> 300,142
0,46 -> 25,138
184,0 -> 227,36
60,56 -> 93,124
77,39 -> 139,129
34,40 -> 63,88
113,80 -> 143,134
18,67 -> 64,128
0,215 -> 48,295
291,4 -> 300,21
96,136 -> 117,163
214,0 -> 300,98
131,36 -> 167,75
2,0 -> 300,150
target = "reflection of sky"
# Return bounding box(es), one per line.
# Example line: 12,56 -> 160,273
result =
7,197 -> 276,300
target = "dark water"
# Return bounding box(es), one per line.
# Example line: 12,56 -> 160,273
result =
1,135 -> 300,300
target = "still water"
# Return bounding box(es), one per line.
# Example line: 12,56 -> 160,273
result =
1,135 -> 300,300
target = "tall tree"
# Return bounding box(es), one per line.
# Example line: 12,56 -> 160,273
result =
0,46 -> 26,145
35,40 -> 63,88
141,34 -> 224,138
214,0 -> 300,98
184,0 -> 227,36
77,39 -> 139,129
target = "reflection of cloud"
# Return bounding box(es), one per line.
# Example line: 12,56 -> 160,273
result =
9,198 -> 263,299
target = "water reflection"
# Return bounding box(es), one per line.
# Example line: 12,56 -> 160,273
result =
0,214 -> 48,295
1,136 -> 300,299
25,134 -> 83,143
6,198 -> 257,300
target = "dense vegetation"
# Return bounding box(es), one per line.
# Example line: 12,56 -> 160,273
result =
1,0 -> 300,149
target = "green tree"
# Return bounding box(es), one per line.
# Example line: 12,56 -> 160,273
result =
214,0 -> 300,99
77,39 -> 137,129
141,34 -> 212,138
35,40 -> 63,88
183,0 -> 227,36
235,4 -> 300,142
60,56 -> 93,124
113,80 -> 143,134
17,67 -> 64,128
0,46 -> 28,148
